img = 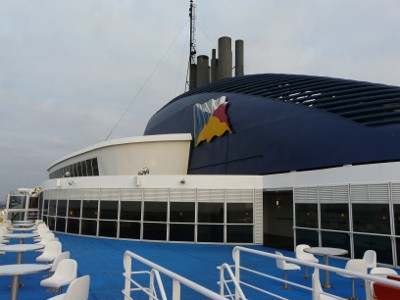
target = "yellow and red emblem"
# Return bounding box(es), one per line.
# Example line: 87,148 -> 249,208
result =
193,96 -> 233,146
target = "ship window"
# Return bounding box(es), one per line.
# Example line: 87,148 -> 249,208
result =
57,200 -> 67,217
170,224 -> 194,242
47,217 -> 56,230
56,218 -> 66,232
320,204 -> 349,231
68,200 -> 81,218
120,201 -> 141,221
352,204 -> 390,234
321,231 -> 350,257
92,158 -> 99,175
8,195 -> 25,209
354,234 -> 392,265
227,225 -> 253,243
67,218 -> 80,234
81,219 -> 97,236
198,203 -> 223,223
43,200 -> 49,216
81,161 -> 87,176
120,222 -> 140,239
49,200 -> 57,216
170,202 -> 195,222
144,202 -> 167,222
82,200 -> 98,219
295,228 -> 318,247
392,204 -> 400,235
295,203 -> 318,228
100,201 -> 118,220
227,203 -> 253,223
143,223 -> 166,240
99,221 -> 117,237
198,225 -> 223,242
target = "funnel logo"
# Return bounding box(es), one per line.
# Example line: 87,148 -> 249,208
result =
193,96 -> 233,146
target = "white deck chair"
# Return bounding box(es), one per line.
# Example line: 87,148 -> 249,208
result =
362,250 -> 377,269
46,275 -> 90,300
296,244 -> 319,278
275,251 -> 301,290
36,241 -> 62,263
40,259 -> 78,294
337,259 -> 367,300
313,268 -> 345,300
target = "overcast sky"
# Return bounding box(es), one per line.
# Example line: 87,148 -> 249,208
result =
1,0 -> 399,200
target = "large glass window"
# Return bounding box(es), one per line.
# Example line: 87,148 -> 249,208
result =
320,204 -> 349,231
198,203 -> 223,223
227,225 -> 253,243
120,222 -> 140,239
321,231 -> 350,257
354,234 -> 392,265
120,201 -> 141,220
198,225 -> 223,242
82,200 -> 98,219
143,223 -> 166,240
352,204 -> 390,234
170,202 -> 195,222
8,195 -> 25,209
144,202 -> 167,222
393,204 -> 400,235
99,221 -> 117,237
227,203 -> 253,223
81,219 -> 97,236
296,228 -> 318,247
68,200 -> 81,218
57,200 -> 67,217
100,201 -> 118,220
67,218 -> 80,234
56,218 -> 66,232
295,203 -> 318,228
49,200 -> 57,216
170,224 -> 194,242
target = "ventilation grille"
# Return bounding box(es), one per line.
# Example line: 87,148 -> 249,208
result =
171,73 -> 400,126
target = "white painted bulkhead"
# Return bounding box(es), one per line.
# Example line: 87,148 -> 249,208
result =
47,134 -> 192,176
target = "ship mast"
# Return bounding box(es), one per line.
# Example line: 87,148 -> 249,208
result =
186,0 -> 196,91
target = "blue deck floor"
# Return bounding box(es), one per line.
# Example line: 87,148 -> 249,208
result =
0,233 -> 378,299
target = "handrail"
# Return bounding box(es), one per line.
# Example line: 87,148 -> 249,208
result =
123,250 -> 228,300
217,263 -> 247,300
226,246 -> 400,299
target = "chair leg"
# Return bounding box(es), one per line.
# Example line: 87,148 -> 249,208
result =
349,278 -> 357,300
303,266 -> 310,279
281,270 -> 291,290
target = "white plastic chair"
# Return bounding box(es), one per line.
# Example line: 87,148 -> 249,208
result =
362,250 -> 377,269
337,259 -> 367,300
40,259 -> 78,294
50,251 -> 71,274
46,275 -> 90,300
296,244 -> 319,278
36,241 -> 62,263
275,251 -> 301,289
365,267 -> 399,300
36,232 -> 55,245
313,268 -> 345,300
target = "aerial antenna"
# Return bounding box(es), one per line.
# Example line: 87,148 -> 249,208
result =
185,0 -> 196,91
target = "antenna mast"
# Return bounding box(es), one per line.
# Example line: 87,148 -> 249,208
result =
186,0 -> 196,91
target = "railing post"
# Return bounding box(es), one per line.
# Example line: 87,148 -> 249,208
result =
123,253 -> 132,300
233,247 -> 240,300
149,270 -> 155,300
219,266 -> 225,296
172,279 -> 181,300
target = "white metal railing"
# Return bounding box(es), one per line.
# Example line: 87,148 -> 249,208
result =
123,250 -> 228,300
217,263 -> 247,300
219,246 -> 400,300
